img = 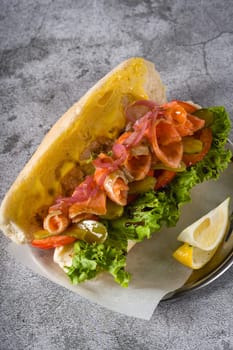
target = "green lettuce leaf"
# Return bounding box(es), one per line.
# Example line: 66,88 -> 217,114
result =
66,234 -> 130,287
67,106 -> 232,287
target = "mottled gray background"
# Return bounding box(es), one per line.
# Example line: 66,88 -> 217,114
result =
0,1 -> 233,349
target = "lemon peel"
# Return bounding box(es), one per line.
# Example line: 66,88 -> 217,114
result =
173,243 -> 218,269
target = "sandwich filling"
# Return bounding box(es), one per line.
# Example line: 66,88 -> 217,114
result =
31,100 -> 232,286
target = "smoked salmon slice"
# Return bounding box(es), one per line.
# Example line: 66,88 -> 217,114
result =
69,186 -> 107,221
155,120 -> 182,146
174,100 -> 198,114
103,170 -> 129,206
149,119 -> 183,169
95,168 -> 129,206
43,210 -> 70,234
93,150 -> 129,205
175,114 -> 205,137
116,131 -> 152,181
123,145 -> 152,181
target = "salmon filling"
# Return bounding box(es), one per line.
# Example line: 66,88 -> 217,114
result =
42,100 -> 210,236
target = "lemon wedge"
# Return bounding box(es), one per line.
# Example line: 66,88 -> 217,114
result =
173,197 -> 230,269
173,243 -> 218,269
177,197 -> 230,251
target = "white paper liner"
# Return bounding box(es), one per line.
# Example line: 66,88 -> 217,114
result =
8,162 -> 233,320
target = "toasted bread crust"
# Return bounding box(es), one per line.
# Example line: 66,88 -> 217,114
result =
0,57 -> 166,243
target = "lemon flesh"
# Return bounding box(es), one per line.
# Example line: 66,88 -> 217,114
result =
177,197 -> 230,251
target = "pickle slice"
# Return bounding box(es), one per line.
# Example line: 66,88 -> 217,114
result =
33,230 -> 52,239
100,200 -> 124,220
183,137 -> 203,154
67,220 -> 108,243
193,109 -> 214,127
128,176 -> 156,194
152,162 -> 186,172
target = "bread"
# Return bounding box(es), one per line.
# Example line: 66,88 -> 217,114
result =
0,57 -> 166,244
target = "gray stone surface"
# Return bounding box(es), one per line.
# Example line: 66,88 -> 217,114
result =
0,0 -> 233,349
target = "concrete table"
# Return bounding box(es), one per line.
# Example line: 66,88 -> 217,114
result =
1,1 -> 233,349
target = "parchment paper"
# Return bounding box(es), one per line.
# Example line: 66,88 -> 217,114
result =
8,162 -> 233,320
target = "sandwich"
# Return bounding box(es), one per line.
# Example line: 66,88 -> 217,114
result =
0,57 -> 231,287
